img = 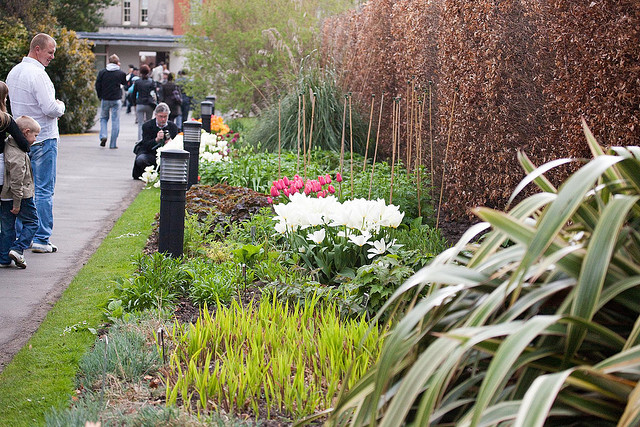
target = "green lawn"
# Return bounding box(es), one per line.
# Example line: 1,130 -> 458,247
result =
0,188 -> 159,426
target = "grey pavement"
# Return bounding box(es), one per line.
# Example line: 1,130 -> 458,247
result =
0,107 -> 145,372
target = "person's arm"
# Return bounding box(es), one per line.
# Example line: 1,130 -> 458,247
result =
168,121 -> 180,139
139,122 -> 160,152
33,70 -> 65,118
4,141 -> 26,213
95,69 -> 103,99
6,119 -> 30,152
132,81 -> 138,106
120,71 -> 127,87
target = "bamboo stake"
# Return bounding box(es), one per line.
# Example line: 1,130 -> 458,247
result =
436,89 -> 457,230
362,94 -> 375,173
349,94 -> 354,199
339,94 -> 347,198
307,90 -> 316,168
390,97 -> 399,204
278,98 -> 282,178
302,91 -> 307,179
296,94 -> 301,174
369,93 -> 384,199
428,81 -> 434,200
406,80 -> 411,174
416,98 -> 424,217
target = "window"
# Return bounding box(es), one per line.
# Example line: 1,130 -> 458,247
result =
123,1 -> 131,25
140,0 -> 148,25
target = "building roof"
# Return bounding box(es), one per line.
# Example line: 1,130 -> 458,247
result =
77,32 -> 183,47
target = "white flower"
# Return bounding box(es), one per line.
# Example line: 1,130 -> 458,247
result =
367,238 -> 389,259
307,229 -> 326,244
274,221 -> 287,234
348,232 -> 371,247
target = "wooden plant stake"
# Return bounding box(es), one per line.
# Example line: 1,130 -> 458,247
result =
406,80 -> 412,174
296,94 -> 301,174
307,90 -> 316,168
390,97 -> 399,204
278,98 -> 282,178
436,88 -> 457,230
339,94 -> 347,198
349,94 -> 354,199
369,93 -> 384,199
416,99 -> 424,217
302,91 -> 307,179
428,81 -> 434,200
362,94 -> 375,173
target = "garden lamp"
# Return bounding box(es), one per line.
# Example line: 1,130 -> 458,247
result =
158,149 -> 190,258
200,101 -> 213,134
182,120 -> 202,188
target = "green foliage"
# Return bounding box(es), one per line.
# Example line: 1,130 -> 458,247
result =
166,295 -> 383,420
44,25 -> 98,133
328,125 -> 640,426
352,255 -> 413,316
391,217 -> 449,268
0,18 -> 29,81
112,253 -> 191,312
249,71 -> 368,154
200,148 -> 433,222
50,0 -> 116,32
76,320 -> 160,390
186,259 -> 239,307
226,206 -> 283,252
182,0 -> 356,112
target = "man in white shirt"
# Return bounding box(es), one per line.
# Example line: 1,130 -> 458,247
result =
6,33 -> 65,254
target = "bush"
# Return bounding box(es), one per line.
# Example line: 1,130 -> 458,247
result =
248,70 -> 369,154
0,18 -> 29,81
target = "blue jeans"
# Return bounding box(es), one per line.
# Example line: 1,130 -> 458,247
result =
0,198 -> 39,264
100,99 -> 122,148
29,138 -> 57,245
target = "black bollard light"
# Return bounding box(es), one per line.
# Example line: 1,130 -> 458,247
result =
200,101 -> 213,134
158,149 -> 190,258
206,95 -> 216,115
182,120 -> 202,188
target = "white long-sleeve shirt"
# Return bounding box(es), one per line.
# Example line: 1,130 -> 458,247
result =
6,57 -> 65,143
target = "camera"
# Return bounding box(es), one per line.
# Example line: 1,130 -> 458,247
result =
162,129 -> 170,141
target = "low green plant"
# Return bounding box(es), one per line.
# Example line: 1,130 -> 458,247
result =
112,253 -> 191,312
165,294 -> 383,421
186,258 -> 240,307
76,320 -> 161,391
352,254 -> 414,317
328,123 -> 640,426
183,213 -> 218,258
226,207 -> 281,251
391,217 -> 450,268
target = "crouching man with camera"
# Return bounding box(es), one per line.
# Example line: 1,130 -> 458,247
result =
132,103 -> 179,179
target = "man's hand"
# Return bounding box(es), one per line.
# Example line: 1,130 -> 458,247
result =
156,130 -> 164,142
10,206 -> 20,215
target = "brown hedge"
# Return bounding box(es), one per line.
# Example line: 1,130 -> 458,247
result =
321,0 -> 640,219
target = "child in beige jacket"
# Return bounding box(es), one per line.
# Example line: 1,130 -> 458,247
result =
0,116 -> 40,269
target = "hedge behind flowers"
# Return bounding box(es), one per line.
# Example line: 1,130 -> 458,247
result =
321,0 -> 640,218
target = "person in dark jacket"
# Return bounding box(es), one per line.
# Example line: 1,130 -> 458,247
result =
95,54 -> 127,149
132,64 -> 157,141
0,81 -> 30,195
132,103 -> 179,180
160,72 -> 182,127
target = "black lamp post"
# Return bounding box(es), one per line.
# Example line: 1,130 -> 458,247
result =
158,149 -> 190,258
205,95 -> 216,115
182,120 -> 202,188
200,101 -> 213,134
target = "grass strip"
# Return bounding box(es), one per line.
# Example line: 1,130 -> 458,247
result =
0,188 -> 159,426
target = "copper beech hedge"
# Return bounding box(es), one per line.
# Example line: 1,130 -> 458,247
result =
321,0 -> 640,218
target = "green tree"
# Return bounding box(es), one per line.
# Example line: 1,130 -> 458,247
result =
0,0 -> 115,32
0,18 -> 30,81
183,0 -> 357,113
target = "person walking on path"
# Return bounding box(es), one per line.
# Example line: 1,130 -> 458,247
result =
6,33 -> 65,254
95,54 -> 127,149
132,103 -> 179,179
160,72 -> 182,127
0,116 -> 41,269
0,81 -> 31,178
132,64 -> 157,141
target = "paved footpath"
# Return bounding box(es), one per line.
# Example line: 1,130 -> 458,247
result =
0,109 -> 144,372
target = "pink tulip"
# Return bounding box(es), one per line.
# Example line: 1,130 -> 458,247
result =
336,173 -> 343,182
283,187 -> 290,197
318,175 -> 326,185
327,184 -> 336,194
267,197 -> 273,204
283,176 -> 290,186
325,174 -> 332,184
270,186 -> 280,197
